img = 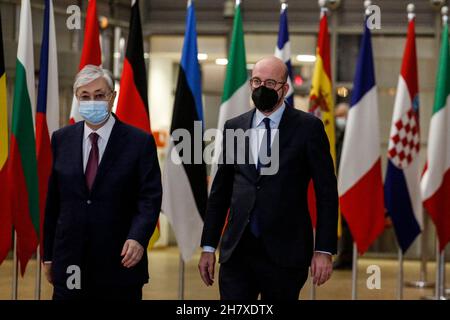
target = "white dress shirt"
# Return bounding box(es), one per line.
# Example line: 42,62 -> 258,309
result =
249,104 -> 284,167
83,115 -> 115,172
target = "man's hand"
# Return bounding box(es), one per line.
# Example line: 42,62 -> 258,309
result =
311,252 -> 333,286
198,252 -> 216,286
121,239 -> 144,268
43,262 -> 52,284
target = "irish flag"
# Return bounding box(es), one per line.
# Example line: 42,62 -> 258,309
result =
210,0 -> 250,185
421,21 -> 450,252
8,0 -> 40,275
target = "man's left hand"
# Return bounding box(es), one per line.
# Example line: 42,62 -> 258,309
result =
121,239 -> 144,268
311,252 -> 333,286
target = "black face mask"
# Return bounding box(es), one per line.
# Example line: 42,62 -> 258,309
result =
252,86 -> 282,113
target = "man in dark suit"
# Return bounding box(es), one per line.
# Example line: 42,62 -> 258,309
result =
43,65 -> 162,300
198,57 -> 338,300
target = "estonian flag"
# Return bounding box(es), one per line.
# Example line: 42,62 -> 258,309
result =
161,0 -> 207,262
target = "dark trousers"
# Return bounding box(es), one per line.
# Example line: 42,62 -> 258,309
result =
219,227 -> 309,300
52,283 -> 143,301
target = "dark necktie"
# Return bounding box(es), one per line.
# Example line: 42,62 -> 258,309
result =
250,117 -> 271,237
85,132 -> 99,192
257,117 -> 272,173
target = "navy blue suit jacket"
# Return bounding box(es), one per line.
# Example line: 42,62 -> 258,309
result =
43,115 -> 162,288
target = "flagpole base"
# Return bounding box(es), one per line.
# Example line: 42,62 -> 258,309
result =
421,295 -> 448,300
405,280 -> 434,289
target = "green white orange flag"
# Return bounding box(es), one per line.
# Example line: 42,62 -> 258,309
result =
8,0 -> 39,275
421,21 -> 450,252
210,0 -> 250,186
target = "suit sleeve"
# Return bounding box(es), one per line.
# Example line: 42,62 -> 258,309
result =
200,121 -> 235,248
127,134 -> 162,248
43,133 -> 60,262
306,118 -> 339,254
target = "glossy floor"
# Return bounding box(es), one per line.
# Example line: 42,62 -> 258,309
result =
0,247 -> 448,300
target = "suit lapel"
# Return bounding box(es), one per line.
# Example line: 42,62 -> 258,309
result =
90,118 -> 128,193
238,109 -> 258,182
71,122 -> 89,195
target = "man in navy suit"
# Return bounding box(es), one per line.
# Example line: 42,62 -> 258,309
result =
199,57 -> 338,300
43,65 -> 162,300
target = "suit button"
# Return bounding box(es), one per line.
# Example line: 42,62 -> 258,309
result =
87,200 -> 92,205
256,185 -> 261,190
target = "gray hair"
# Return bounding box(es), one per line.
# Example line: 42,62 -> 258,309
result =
73,65 -> 115,94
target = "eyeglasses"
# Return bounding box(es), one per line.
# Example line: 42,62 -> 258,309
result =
250,77 -> 285,90
77,91 -> 113,102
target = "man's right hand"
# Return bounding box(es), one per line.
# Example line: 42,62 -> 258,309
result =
198,252 -> 216,286
43,262 -> 53,284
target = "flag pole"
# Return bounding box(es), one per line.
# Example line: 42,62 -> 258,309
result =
12,231 -> 18,300
405,213 -> 433,288
310,271 -> 316,300
35,246 -> 41,300
351,242 -> 357,300
178,254 -> 185,300
435,241 -> 446,300
397,247 -> 403,300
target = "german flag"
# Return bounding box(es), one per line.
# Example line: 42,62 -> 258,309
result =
116,0 -> 159,248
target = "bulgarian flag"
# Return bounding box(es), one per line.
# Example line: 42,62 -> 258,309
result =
421,21 -> 450,252
0,12 -> 11,265
116,0 -> 159,248
210,0 -> 251,185
308,9 -> 337,229
69,0 -> 101,124
8,0 -> 39,275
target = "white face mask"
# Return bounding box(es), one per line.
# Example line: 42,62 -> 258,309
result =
336,117 -> 347,130
79,101 -> 110,125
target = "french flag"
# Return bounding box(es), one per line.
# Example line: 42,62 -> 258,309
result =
36,0 -> 59,252
385,16 -> 422,253
274,2 -> 294,106
338,22 -> 385,254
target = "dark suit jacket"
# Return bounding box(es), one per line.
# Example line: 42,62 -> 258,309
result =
43,115 -> 162,288
201,106 -> 338,268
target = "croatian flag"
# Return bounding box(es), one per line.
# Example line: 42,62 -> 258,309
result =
274,2 -> 294,106
385,16 -> 422,253
338,22 -> 385,254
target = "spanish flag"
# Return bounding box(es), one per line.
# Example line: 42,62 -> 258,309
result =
0,12 -> 11,265
308,10 -> 337,231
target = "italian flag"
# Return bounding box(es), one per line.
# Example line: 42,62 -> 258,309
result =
210,0 -> 250,184
421,22 -> 450,252
8,0 -> 39,275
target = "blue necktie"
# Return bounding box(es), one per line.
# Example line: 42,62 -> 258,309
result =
250,117 -> 271,237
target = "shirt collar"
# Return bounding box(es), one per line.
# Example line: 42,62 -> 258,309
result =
84,114 -> 116,142
254,103 -> 286,127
